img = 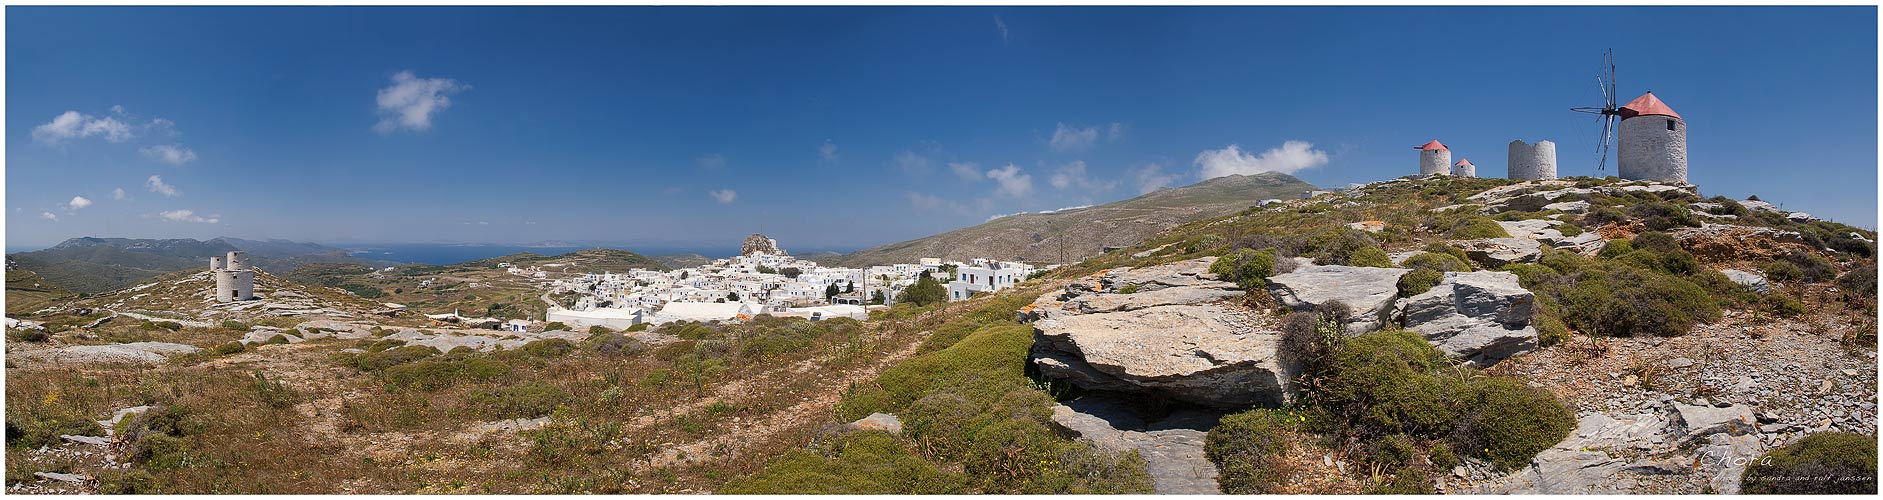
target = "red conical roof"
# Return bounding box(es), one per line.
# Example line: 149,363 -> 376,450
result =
1415,140 -> 1448,151
1454,158 -> 1473,167
1620,92 -> 1681,119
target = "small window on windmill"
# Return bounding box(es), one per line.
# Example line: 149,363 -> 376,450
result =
1666,119 -> 1677,131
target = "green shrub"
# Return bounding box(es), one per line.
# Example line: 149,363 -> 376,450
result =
520,338 -> 576,357
1369,467 -> 1433,494
1631,231 -> 1681,252
1561,264 -> 1719,337
1117,284 -> 1139,294
1312,330 -> 1466,435
725,431 -> 969,493
1764,260 -> 1803,282
354,345 -> 441,371
1446,216 -> 1510,240
220,320 -> 249,331
19,329 -> 49,342
1422,243 -> 1471,264
1557,223 -> 1584,237
1404,251 -> 1471,273
1454,377 -> 1575,470
1428,442 -> 1460,470
1776,251 -> 1837,283
541,322 -> 569,332
839,324 -> 1032,420
1348,246 -> 1394,268
1307,228 -> 1383,266
1185,234 -> 1227,254
1629,201 -> 1696,231
1397,268 -> 1443,297
587,325 -> 611,334
1211,248 -> 1280,288
96,469 -> 157,494
1533,312 -> 1570,347
1368,434 -> 1419,469
1597,239 -> 1635,259
263,334 -> 290,345
471,383 -> 569,419
1765,294 -> 1807,318
5,414 -> 107,450
210,341 -> 246,356
1501,263 -> 1561,289
1205,409 -> 1297,494
1740,432 -> 1877,494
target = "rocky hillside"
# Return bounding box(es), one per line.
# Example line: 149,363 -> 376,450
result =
832,172 -> 1316,266
8,237 -> 398,294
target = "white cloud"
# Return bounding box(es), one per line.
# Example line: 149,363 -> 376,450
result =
1108,122 -> 1128,141
146,175 -> 181,197
66,196 -> 92,211
159,209 -> 218,224
905,192 -> 991,215
1049,122 -> 1099,152
819,141 -> 839,161
894,150 -> 934,175
1127,163 -> 1180,194
113,188 -> 127,200
140,144 -> 198,165
110,105 -> 126,115
993,15 -> 1010,43
696,153 -> 727,170
985,164 -> 1033,197
1194,141 -> 1330,179
709,189 -> 738,204
32,111 -> 134,145
1048,160 -> 1116,192
374,70 -> 468,134
39,211 -> 58,221
948,162 -> 983,182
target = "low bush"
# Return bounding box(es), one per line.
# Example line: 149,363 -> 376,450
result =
1397,268 -> 1443,297
1560,263 -> 1718,337
519,338 -> 576,358
1211,248 -> 1279,289
1445,216 -> 1510,240
541,321 -> 569,332
353,345 -> 442,371
1774,251 -> 1837,283
210,342 -> 246,356
5,414 -> 107,450
1347,246 -> 1394,268
1764,260 -> 1803,282
1205,409 -> 1299,494
1453,377 -> 1575,470
723,431 -> 969,493
1306,228 -> 1384,266
1740,432 -> 1877,494
1311,330 -> 1467,436
1765,294 -> 1807,318
220,320 -> 249,331
1628,201 -> 1697,231
470,383 -> 569,419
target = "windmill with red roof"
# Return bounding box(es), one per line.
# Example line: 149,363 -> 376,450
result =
1571,49 -> 1689,183
1415,139 -> 1451,176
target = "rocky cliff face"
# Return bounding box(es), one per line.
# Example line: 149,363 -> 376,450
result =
740,234 -> 785,256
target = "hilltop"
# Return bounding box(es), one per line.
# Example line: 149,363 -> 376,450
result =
7,237 -> 398,294
832,172 -> 1317,266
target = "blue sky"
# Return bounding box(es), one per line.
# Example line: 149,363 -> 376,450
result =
7,6 -> 1877,253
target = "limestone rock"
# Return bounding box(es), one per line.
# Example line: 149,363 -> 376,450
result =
1720,269 -> 1770,295
1674,403 -> 1757,442
1455,238 -> 1542,266
1543,200 -> 1591,213
1399,271 -> 1538,366
8,342 -> 201,366
740,233 -> 785,256
846,413 -> 903,435
1027,258 -> 1292,408
1265,264 -> 1410,335
1048,395 -> 1222,494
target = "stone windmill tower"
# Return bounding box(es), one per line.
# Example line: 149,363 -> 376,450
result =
212,251 -> 255,302
1570,49 -> 1688,183
1453,158 -> 1476,178
1507,140 -> 1558,180
1416,140 -> 1451,176
1617,92 -> 1687,183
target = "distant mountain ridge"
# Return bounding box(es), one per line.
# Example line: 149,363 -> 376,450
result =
833,172 -> 1317,266
7,236 -> 400,294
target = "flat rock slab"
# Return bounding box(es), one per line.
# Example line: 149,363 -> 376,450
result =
846,413 -> 903,434
1049,395 -> 1223,494
1101,257 -> 1221,292
1455,238 -> 1543,267
1265,264 -> 1409,335
1034,303 -> 1287,407
8,342 -> 201,366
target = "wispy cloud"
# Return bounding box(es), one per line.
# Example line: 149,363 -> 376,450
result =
905,192 -> 993,215
993,15 -> 1010,43
146,175 -> 181,197
985,164 -> 1033,197
39,211 -> 58,221
113,188 -> 128,200
1108,122 -> 1128,142
819,141 -> 839,161
986,204 -> 1092,222
1049,122 -> 1099,152
159,209 -> 218,224
696,153 -> 728,170
1195,141 -> 1330,179
374,70 -> 468,134
141,144 -> 198,165
32,110 -> 133,145
894,150 -> 934,175
66,196 -> 92,211
1048,160 -> 1116,192
948,162 -> 983,182
709,189 -> 738,204
1126,163 -> 1180,194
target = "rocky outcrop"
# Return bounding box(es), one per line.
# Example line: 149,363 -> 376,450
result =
1026,258 -> 1294,408
1720,269 -> 1770,295
1672,223 -> 1810,262
1497,219 -> 1607,255
1673,403 -> 1758,443
1049,395 -> 1222,494
740,233 -> 785,256
845,413 -> 903,435
1454,237 -> 1542,266
8,342 -> 201,366
1399,271 -> 1538,366
1265,264 -> 1409,335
